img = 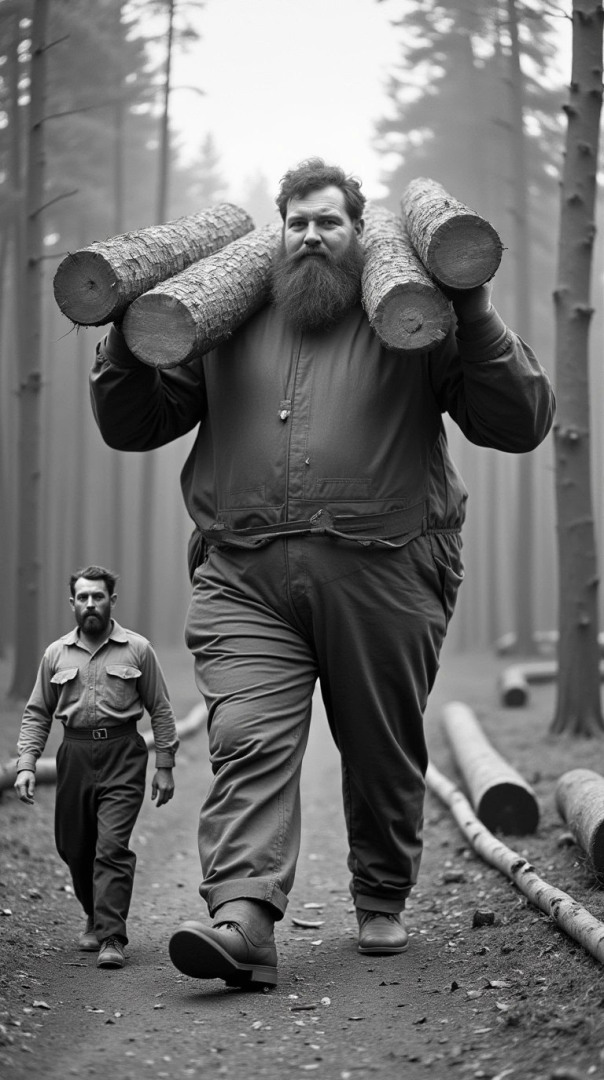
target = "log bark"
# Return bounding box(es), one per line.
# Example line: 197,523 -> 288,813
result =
441,700 -> 539,834
401,177 -> 503,290
426,760 -> 604,966
122,223 -> 281,368
361,205 -> 452,355
52,203 -> 255,326
556,768 -> 604,878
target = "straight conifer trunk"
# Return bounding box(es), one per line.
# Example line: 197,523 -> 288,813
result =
551,0 -> 604,735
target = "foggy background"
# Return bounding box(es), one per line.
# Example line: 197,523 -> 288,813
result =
0,0 -> 601,661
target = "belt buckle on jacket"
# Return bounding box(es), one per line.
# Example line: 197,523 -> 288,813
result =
309,508 -> 334,533
92,728 -> 108,740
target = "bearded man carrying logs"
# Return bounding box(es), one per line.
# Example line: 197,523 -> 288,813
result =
89,158 -> 555,989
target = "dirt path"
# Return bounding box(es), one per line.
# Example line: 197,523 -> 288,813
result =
2,646 -> 604,1079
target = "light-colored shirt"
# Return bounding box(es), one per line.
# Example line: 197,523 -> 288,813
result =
16,620 -> 179,771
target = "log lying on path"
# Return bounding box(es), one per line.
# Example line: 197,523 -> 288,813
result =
402,178 -> 503,290
556,769 -> 604,879
499,659 -> 604,708
0,703 -> 206,794
53,203 -> 255,327
122,223 -> 281,368
426,760 -> 604,966
361,205 -> 452,355
441,700 -> 539,834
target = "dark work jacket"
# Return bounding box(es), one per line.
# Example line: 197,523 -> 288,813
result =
89,302 -> 555,557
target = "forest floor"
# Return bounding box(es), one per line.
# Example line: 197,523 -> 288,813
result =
1,640 -> 604,1080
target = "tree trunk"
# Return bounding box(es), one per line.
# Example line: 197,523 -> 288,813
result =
52,202 -> 254,326
556,768 -> 604,877
123,223 -> 281,367
551,0 -> 604,736
362,205 -> 451,354
110,0 -> 125,578
9,0 -> 48,698
401,177 -> 502,289
441,700 -> 539,834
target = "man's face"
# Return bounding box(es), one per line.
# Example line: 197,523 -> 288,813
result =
70,577 -> 115,638
283,185 -> 363,261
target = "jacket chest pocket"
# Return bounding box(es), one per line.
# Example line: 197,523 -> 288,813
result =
105,665 -> 142,710
50,667 -> 79,706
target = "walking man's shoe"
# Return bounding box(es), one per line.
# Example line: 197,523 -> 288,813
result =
169,920 -> 278,988
78,916 -> 99,952
356,910 -> 409,955
97,937 -> 126,968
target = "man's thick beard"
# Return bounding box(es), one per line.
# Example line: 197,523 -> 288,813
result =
271,236 -> 365,333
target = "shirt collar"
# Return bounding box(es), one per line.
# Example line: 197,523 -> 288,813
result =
60,619 -> 129,647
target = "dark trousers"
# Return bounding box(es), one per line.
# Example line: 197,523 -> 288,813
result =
55,731 -> 148,943
185,532 -> 463,920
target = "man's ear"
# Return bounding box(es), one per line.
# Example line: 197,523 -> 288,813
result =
110,593 -> 117,608
354,217 -> 365,239
69,596 -> 75,611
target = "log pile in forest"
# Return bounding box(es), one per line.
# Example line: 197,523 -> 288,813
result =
402,177 -> 503,290
361,205 -> 452,354
53,203 -> 255,326
556,768 -> 604,879
441,700 -> 539,834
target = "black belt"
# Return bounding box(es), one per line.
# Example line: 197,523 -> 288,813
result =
203,503 -> 427,549
63,721 -> 138,741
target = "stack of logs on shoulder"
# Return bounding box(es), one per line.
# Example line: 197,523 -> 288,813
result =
53,178 -> 503,368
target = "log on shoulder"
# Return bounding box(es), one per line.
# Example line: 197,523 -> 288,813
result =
53,203 -> 255,326
402,178 -> 503,290
361,205 -> 451,354
122,224 -> 282,368
556,768 -> 604,879
441,700 -> 539,835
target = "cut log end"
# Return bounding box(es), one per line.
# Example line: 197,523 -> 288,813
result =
428,216 -> 503,290
369,283 -> 451,354
122,294 -> 198,368
477,783 -> 540,836
53,250 -> 120,326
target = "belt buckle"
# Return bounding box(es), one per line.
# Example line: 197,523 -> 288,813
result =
93,728 -> 108,740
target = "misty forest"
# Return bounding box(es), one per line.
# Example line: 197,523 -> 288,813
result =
0,0 -> 602,721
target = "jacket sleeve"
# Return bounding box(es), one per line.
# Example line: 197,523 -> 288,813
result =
427,307 -> 555,452
89,324 -> 208,451
16,653 -> 57,772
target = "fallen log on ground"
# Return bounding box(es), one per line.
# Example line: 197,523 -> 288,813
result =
441,700 -> 539,834
361,205 -> 452,355
499,659 -> 604,707
401,177 -> 503,290
0,703 -> 207,794
122,223 -> 281,367
556,768 -> 604,879
426,760 -> 604,966
494,629 -> 604,657
53,203 -> 254,327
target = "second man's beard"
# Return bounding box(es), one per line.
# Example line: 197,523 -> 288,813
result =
271,237 -> 365,333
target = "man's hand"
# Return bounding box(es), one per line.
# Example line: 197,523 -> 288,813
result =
445,281 -> 493,324
15,770 -> 36,805
151,767 -> 175,807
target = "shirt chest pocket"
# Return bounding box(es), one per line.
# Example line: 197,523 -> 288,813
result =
105,665 -> 142,710
50,667 -> 79,706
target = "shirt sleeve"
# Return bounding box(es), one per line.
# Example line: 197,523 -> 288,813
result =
427,307 -> 555,453
16,652 -> 57,772
137,643 -> 180,768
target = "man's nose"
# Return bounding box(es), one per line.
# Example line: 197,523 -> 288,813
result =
303,223 -> 321,247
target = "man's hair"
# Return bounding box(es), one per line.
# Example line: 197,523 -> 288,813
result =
69,565 -> 119,597
276,158 -> 366,222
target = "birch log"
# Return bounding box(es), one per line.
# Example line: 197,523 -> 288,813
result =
556,769 -> 604,878
441,700 -> 539,834
426,761 -> 604,966
402,178 -> 503,290
122,224 -> 281,367
53,203 -> 255,326
361,205 -> 452,354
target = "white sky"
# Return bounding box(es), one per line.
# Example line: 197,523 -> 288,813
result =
169,0 -> 404,202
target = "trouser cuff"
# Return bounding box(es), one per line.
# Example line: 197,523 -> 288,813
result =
353,892 -> 408,914
201,880 -> 288,922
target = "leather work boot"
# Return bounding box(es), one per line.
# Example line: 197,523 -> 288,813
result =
356,910 -> 409,955
97,937 -> 126,969
78,916 -> 99,952
169,920 -> 278,988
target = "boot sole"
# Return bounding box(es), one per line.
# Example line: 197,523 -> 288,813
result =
358,941 -> 410,955
169,927 -> 277,988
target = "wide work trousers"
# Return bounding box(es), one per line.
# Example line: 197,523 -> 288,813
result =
55,730 -> 148,943
185,532 -> 463,920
